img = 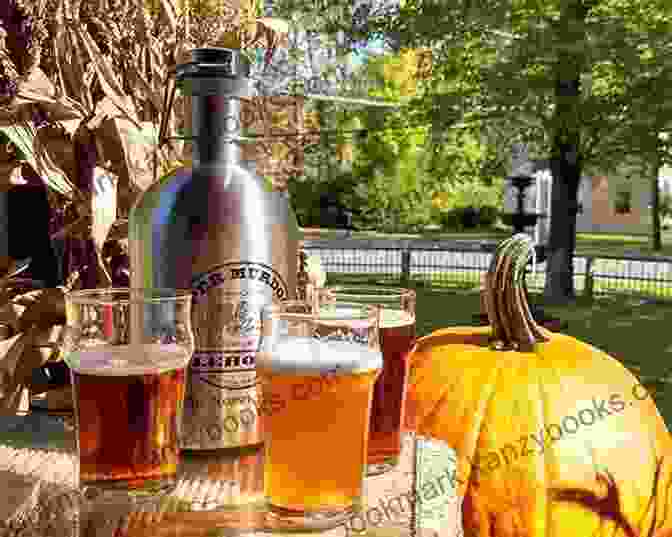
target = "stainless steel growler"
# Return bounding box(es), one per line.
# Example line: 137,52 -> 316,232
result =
129,47 -> 299,450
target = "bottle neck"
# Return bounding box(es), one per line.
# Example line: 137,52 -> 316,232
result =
191,92 -> 241,165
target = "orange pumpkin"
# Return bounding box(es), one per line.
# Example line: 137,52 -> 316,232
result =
405,234 -> 672,537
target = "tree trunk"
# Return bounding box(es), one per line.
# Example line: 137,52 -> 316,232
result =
543,0 -> 588,304
544,138 -> 582,303
650,147 -> 662,252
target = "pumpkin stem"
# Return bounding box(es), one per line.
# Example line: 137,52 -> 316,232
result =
484,234 -> 551,351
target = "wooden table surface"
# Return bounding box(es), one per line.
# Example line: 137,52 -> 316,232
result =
0,413 -> 462,537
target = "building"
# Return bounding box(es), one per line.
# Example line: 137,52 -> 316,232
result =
575,163 -> 672,235
504,160 -> 672,242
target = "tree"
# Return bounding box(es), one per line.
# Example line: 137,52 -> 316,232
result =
374,0 -> 672,301
584,1 -> 672,251
290,45 -> 503,233
273,0 -> 672,298
303,49 -> 438,232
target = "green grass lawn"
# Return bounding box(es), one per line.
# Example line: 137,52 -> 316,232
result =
327,274 -> 672,429
411,286 -> 672,430
329,269 -> 672,300
574,232 -> 672,258
303,227 -> 672,258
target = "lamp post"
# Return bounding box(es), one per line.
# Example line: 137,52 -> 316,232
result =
475,172 -> 565,331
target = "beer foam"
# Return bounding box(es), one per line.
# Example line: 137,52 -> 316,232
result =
318,305 -> 370,324
380,309 -> 415,329
257,336 -> 382,375
66,344 -> 190,376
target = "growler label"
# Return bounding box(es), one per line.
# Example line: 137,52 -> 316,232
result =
181,261 -> 289,449
192,262 -> 288,303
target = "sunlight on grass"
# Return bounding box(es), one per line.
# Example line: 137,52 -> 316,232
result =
305,228 -> 672,255
330,269 -> 672,299
329,275 -> 672,429
421,272 -> 672,299
576,233 -> 651,243
421,289 -> 672,429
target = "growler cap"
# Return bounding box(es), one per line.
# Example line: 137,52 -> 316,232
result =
176,47 -> 251,80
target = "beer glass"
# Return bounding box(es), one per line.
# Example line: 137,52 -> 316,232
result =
257,300 -> 382,529
63,288 -> 194,499
318,286 -> 416,476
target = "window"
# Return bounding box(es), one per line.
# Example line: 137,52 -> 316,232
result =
614,190 -> 631,214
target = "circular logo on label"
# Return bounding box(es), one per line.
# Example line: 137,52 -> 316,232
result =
188,262 -> 289,391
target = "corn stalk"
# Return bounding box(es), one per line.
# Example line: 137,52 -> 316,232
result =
0,0 -> 312,410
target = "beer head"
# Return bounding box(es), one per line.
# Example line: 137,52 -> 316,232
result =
66,344 -> 190,376
379,309 -> 415,329
258,301 -> 382,375
257,302 -> 382,375
257,335 -> 382,376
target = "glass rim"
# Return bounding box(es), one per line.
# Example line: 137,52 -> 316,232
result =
263,301 -> 380,321
65,287 -> 193,305
321,285 -> 416,299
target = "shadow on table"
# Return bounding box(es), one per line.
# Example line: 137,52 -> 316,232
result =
0,415 -> 461,537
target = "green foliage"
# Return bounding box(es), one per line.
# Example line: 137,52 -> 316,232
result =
427,127 -> 495,185
288,142 -> 352,228
274,0 -> 672,172
277,0 -> 672,250
431,177 -> 503,231
441,178 -> 504,210
348,109 -> 435,232
660,192 -> 672,222
369,0 -> 672,182
291,49 -> 507,233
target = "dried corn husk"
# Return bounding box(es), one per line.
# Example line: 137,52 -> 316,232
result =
0,0 -> 309,415
1,0 -> 298,216
0,275 -> 69,413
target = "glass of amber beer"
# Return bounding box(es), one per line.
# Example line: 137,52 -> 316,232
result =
63,288 -> 194,499
257,300 -> 382,530
318,286 -> 416,476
